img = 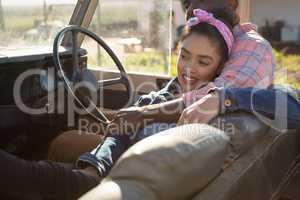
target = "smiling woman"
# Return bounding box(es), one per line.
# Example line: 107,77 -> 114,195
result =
65,7 -> 238,181
177,34 -> 222,92
177,7 -> 234,92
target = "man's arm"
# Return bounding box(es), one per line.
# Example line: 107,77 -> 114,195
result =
0,150 -> 99,200
221,88 -> 300,129
178,87 -> 300,130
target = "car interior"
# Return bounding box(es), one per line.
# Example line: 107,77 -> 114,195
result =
0,0 -> 299,199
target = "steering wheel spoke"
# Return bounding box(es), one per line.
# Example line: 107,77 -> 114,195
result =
98,77 -> 124,87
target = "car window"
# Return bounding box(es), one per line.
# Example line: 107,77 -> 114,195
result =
0,0 -> 77,48
85,0 -> 185,76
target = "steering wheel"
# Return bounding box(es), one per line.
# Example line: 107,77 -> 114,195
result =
53,25 -> 133,125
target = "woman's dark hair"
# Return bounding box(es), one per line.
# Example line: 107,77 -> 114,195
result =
181,7 -> 235,67
228,0 -> 239,10
181,0 -> 192,11
186,0 -> 240,25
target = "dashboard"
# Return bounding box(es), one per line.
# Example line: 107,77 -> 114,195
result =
0,46 -> 87,157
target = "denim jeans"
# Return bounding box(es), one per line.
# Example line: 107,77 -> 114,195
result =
77,123 -> 177,177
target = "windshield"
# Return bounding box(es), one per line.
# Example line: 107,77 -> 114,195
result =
85,0 -> 185,76
0,0 -> 77,48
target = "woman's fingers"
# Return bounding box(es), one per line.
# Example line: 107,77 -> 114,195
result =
104,110 -> 118,120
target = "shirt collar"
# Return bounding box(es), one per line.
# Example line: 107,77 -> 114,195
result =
233,23 -> 258,37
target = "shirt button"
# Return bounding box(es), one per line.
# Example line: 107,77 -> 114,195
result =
224,99 -> 232,107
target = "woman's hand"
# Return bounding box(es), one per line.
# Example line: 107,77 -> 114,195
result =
177,92 -> 220,125
117,106 -> 146,125
103,110 -> 119,121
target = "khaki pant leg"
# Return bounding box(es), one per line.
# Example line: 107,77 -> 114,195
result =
47,130 -> 102,163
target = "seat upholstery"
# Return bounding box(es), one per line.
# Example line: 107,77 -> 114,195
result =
80,113 -> 299,200
80,124 -> 230,200
192,128 -> 300,200
210,112 -> 269,161
279,160 -> 300,199
192,112 -> 300,200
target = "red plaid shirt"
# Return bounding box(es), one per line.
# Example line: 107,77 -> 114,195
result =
184,23 -> 275,106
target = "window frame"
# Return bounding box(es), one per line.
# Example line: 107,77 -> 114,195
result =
62,0 -> 99,47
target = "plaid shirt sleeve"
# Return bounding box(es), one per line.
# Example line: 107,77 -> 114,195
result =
184,25 -> 275,107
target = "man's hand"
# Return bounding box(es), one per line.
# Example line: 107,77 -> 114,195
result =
177,92 -> 220,125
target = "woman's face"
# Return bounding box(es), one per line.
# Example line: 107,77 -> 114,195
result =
177,33 -> 222,92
